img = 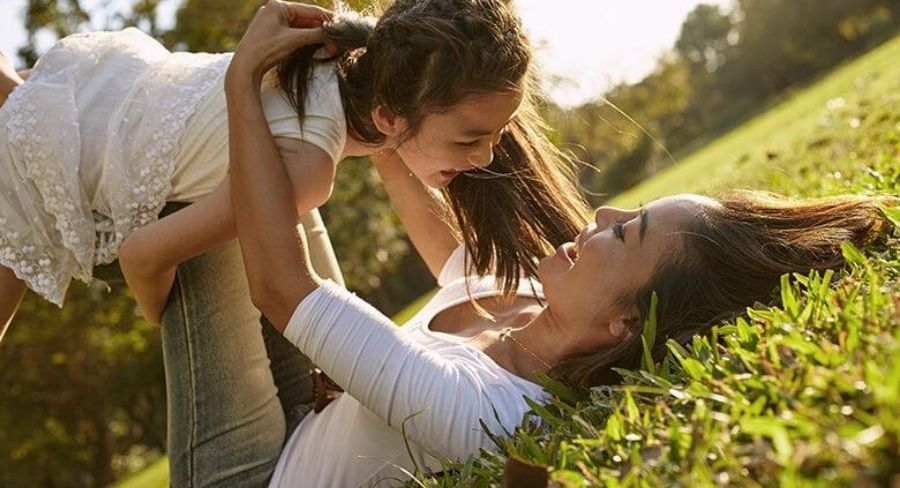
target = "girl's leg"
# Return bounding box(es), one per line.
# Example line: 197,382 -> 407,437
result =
0,265 -> 26,343
0,50 -> 24,105
0,57 -> 28,340
159,203 -> 285,488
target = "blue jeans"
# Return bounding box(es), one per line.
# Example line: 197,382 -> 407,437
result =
159,203 -> 343,487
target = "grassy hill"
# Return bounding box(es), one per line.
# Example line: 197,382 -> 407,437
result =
609,35 -> 899,208
111,35 -> 899,487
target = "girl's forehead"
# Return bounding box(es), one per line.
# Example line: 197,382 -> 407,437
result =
433,92 -> 522,128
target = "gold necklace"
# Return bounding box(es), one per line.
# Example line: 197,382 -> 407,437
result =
499,326 -> 553,371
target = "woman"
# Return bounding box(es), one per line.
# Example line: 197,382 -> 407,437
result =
215,5 -> 892,487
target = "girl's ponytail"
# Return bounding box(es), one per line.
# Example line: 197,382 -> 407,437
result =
275,9 -> 376,131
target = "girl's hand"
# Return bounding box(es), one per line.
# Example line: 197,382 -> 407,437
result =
0,51 -> 24,105
231,0 -> 332,81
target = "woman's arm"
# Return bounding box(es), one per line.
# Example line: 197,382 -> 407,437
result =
119,137 -> 334,324
285,281 -> 533,460
225,83 -> 323,328
223,1 -> 335,330
372,151 -> 459,279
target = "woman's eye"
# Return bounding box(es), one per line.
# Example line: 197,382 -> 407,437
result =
612,220 -> 625,241
456,140 -> 479,147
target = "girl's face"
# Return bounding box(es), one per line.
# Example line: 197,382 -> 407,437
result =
537,195 -> 714,350
391,91 -> 522,188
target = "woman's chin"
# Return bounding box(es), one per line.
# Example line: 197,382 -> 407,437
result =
536,253 -> 562,283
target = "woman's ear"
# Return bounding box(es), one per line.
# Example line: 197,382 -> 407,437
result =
371,105 -> 406,137
608,319 -> 626,339
607,305 -> 641,340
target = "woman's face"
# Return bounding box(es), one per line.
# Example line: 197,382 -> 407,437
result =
391,91 -> 522,188
538,195 -> 714,350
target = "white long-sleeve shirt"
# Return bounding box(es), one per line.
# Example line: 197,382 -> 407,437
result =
268,247 -> 547,487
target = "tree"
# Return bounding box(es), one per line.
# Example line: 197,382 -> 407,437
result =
0,280 -> 166,487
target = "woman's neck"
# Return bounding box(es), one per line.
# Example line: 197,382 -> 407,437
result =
506,306 -> 581,373
466,302 -> 577,383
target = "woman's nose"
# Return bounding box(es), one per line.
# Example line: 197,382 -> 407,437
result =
594,206 -> 635,229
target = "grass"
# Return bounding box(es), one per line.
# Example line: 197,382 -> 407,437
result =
426,241 -> 899,486
111,35 -> 900,487
409,34 -> 900,487
394,288 -> 439,325
110,458 -> 167,488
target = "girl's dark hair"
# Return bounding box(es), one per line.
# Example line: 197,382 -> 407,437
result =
276,0 -> 590,293
552,192 -> 893,389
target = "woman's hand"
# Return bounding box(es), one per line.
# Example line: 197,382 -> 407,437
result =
230,0 -> 332,82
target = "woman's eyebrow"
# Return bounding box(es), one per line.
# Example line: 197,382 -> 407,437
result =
639,208 -> 648,243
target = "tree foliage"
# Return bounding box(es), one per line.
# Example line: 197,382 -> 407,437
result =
0,279 -> 165,487
564,0 -> 898,200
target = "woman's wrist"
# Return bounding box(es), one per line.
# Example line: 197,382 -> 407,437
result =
225,55 -> 265,95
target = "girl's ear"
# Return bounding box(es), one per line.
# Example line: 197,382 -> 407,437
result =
371,105 -> 407,137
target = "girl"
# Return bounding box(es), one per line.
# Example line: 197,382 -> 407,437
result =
0,0 -> 589,330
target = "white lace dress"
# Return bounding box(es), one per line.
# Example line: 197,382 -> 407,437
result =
0,28 -> 346,306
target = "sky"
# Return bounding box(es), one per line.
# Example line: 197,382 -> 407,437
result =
0,0 -> 730,107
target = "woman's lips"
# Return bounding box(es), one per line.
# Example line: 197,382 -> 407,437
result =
556,242 -> 575,265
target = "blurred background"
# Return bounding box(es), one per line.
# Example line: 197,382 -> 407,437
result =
0,0 -> 897,485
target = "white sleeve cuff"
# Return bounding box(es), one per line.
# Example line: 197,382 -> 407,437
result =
283,279 -> 349,348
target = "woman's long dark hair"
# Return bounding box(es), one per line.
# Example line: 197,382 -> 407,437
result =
276,0 -> 590,293
553,192 -> 894,389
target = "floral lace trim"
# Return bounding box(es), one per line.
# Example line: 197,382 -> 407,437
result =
96,54 -> 233,265
0,220 -> 66,307
3,80 -> 95,305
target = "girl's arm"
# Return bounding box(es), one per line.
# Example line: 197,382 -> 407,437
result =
219,0 -> 342,331
118,138 -> 334,324
372,151 -> 459,279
